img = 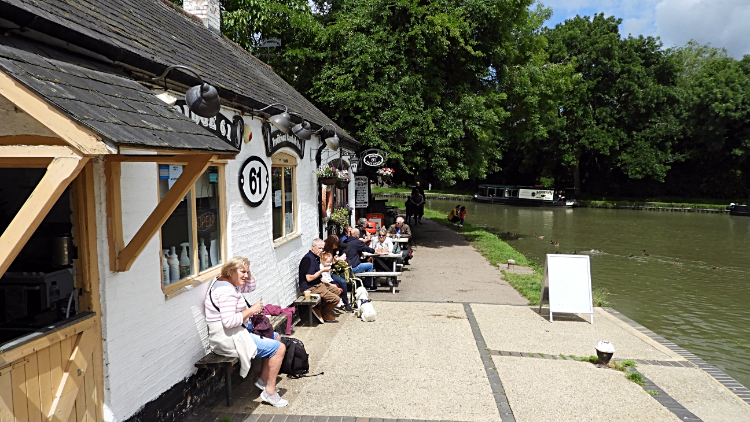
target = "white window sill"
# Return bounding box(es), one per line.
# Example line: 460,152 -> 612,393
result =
273,232 -> 301,248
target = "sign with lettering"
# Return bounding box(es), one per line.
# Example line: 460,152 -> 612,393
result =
239,156 -> 270,207
197,211 -> 216,232
360,149 -> 386,167
173,100 -> 243,149
355,176 -> 369,208
263,122 -> 306,159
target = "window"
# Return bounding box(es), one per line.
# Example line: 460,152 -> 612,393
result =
159,164 -> 224,288
271,153 -> 297,241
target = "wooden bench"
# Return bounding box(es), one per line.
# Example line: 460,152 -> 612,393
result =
355,271 -> 403,294
292,295 -> 321,326
194,314 -> 288,406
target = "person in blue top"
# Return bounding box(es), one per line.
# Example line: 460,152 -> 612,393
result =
343,228 -> 376,289
298,238 -> 341,322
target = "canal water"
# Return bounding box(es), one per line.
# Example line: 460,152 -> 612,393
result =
424,199 -> 750,387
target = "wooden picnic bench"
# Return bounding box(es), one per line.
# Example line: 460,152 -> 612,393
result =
194,314 -> 288,407
292,294 -> 322,326
355,271 -> 403,294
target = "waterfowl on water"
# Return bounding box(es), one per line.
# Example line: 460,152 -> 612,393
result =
711,266 -> 720,270
628,253 -> 634,258
552,241 -> 560,247
590,249 -> 603,254
535,234 -> 545,239
643,250 -> 650,256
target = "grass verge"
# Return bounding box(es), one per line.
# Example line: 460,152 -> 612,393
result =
373,186 -> 473,199
386,202 -> 611,306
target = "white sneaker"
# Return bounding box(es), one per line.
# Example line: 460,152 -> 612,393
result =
337,299 -> 344,308
261,390 -> 289,407
255,378 -> 266,390
459,224 -> 463,227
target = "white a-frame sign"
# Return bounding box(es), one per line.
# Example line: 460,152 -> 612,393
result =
539,254 -> 594,324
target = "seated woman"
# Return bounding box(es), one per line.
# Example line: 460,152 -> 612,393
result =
204,256 -> 288,407
322,235 -> 354,312
370,227 -> 403,272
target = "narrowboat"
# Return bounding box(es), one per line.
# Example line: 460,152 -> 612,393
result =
473,184 -> 577,207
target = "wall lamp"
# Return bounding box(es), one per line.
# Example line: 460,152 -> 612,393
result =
318,124 -> 340,151
255,103 -> 293,134
289,121 -> 338,151
152,65 -> 221,118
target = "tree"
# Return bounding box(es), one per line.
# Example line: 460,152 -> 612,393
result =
542,14 -> 679,194
666,42 -> 750,198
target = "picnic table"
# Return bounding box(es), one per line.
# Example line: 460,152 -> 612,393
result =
358,252 -> 403,293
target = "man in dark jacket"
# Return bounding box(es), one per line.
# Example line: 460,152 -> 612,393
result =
344,228 -> 375,289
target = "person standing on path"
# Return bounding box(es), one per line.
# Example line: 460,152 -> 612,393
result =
458,206 -> 468,227
409,188 -> 425,225
298,238 -> 340,322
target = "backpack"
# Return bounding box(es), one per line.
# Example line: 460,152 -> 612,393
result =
278,337 -> 310,378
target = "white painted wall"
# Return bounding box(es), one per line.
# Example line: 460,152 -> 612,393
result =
95,112 -> 323,421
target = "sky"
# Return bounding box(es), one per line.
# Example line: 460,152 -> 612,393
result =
541,0 -> 750,58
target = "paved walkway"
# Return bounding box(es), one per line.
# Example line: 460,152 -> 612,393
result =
186,218 -> 750,422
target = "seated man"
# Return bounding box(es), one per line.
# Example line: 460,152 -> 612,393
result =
344,228 -> 376,289
387,217 -> 413,264
356,218 -> 373,243
298,238 -> 341,323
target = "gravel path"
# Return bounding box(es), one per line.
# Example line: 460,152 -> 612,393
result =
472,304 -> 681,360
493,356 -> 682,422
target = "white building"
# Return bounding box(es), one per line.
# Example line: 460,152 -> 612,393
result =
0,0 -> 360,420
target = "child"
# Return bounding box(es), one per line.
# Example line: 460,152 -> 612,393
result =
447,204 -> 461,225
319,253 -> 344,307
458,206 -> 468,227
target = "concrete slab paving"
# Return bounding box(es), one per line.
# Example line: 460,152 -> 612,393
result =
638,365 -> 750,422
473,304 -> 682,360
249,302 -> 501,421
492,356 -> 682,422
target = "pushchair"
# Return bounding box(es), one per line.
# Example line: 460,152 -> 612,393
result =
332,260 -> 364,307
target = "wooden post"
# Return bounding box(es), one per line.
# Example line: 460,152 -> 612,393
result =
115,154 -> 214,272
0,156 -> 88,277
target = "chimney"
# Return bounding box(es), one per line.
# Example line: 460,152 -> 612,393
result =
183,0 -> 221,34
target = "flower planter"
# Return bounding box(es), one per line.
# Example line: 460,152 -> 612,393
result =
335,180 -> 350,189
319,177 -> 337,186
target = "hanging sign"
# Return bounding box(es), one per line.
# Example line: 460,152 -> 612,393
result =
239,156 -> 270,207
539,254 -> 594,324
173,100 -> 243,149
263,122 -> 305,159
355,176 -> 369,208
361,148 -> 386,167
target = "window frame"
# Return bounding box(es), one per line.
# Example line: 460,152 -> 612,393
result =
271,152 -> 298,245
158,162 -> 227,296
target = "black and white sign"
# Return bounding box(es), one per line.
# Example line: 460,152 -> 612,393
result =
239,156 -> 270,207
360,148 -> 387,167
263,122 -> 305,158
173,100 -> 243,149
355,176 -> 369,208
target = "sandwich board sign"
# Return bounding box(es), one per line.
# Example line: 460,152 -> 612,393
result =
539,254 -> 594,324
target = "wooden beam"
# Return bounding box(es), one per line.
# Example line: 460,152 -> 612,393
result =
109,155 -> 194,163
0,157 -> 52,168
0,157 -> 88,277
0,135 -> 67,146
0,145 -> 82,158
116,154 -> 214,272
0,70 -> 109,155
46,329 -> 94,422
105,160 -> 124,272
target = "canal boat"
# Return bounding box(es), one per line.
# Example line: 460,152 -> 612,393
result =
727,204 -> 750,216
474,184 -> 577,207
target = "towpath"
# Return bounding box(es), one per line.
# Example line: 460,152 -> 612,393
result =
187,217 -> 750,422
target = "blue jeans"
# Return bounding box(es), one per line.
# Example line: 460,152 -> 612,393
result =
351,262 -> 374,288
329,274 -> 349,306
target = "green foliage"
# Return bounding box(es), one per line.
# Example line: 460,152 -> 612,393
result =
645,389 -> 659,396
541,14 -> 680,192
627,372 -> 646,386
593,287 -> 611,307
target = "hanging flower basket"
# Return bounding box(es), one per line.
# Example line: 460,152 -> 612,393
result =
335,180 -> 349,189
320,177 -> 337,186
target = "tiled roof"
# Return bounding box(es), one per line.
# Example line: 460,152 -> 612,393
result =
0,33 -> 238,152
0,0 -> 360,150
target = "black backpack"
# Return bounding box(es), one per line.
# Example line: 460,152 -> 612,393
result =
279,337 -> 310,378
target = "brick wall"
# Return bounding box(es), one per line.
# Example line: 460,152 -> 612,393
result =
96,114 -> 322,421
183,0 -> 221,32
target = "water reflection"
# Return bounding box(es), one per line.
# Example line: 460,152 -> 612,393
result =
423,199 -> 750,387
